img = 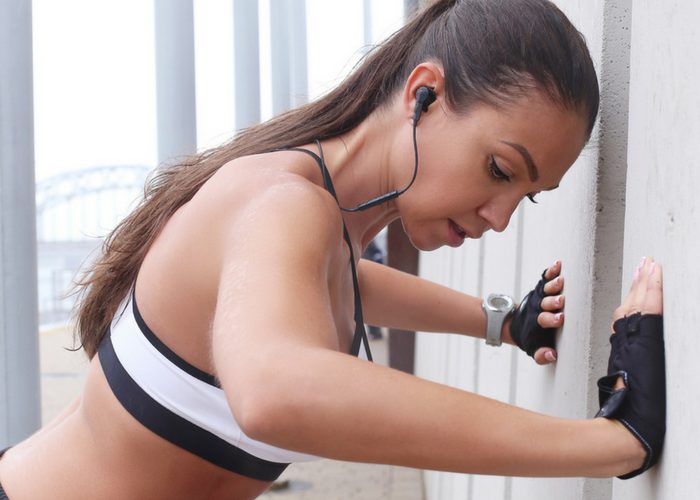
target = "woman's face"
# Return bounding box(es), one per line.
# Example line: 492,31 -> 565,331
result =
396,90 -> 589,251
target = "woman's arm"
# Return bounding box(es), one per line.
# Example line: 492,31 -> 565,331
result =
228,345 -> 643,478
358,258 -> 490,337
358,259 -> 563,348
210,190 -> 644,478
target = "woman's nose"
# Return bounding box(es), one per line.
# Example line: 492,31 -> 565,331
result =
478,198 -> 519,233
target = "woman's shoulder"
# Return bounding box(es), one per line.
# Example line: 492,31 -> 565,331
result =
209,153 -> 337,214
136,151 -> 345,326
188,152 -> 345,251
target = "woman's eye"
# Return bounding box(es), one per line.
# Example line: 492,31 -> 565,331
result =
526,193 -> 539,204
488,156 -> 510,182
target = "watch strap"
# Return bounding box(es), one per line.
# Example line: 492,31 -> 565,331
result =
483,294 -> 515,347
485,311 -> 506,346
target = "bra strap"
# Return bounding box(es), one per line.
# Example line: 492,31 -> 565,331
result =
284,146 -> 373,361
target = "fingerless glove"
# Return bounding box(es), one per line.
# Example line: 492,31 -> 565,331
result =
596,313 -> 666,479
510,269 -> 557,357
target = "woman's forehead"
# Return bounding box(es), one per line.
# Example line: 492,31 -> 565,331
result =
465,95 -> 587,173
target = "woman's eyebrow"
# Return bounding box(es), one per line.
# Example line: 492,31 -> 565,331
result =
501,141 -> 539,182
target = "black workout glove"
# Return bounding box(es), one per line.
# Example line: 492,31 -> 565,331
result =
595,313 -> 666,479
510,269 -> 557,357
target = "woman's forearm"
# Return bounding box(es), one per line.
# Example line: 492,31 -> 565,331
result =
232,346 -> 643,477
358,259 -> 516,343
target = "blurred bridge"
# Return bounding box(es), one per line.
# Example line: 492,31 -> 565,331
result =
36,165 -> 151,326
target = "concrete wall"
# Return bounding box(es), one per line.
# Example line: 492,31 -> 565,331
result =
414,0 -> 699,498
614,1 -> 700,499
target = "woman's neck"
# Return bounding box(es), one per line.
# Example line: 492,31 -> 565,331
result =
311,107 -> 409,250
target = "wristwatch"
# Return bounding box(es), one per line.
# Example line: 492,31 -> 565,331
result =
482,293 -> 516,346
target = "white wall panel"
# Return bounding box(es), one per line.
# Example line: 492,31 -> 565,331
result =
416,0 -> 700,496
441,242 -> 482,499
613,1 -> 700,498
416,246 -> 454,500
471,218 -> 520,500
412,0 -> 663,498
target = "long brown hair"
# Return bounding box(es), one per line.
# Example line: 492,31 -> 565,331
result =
75,0 -> 599,357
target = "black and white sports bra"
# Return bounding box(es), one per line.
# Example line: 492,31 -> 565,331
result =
97,146 -> 373,481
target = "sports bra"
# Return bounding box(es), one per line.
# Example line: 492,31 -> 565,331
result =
97,145 -> 373,481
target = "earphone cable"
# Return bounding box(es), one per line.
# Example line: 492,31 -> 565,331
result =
329,120 -> 419,213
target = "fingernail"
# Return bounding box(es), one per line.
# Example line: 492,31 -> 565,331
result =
556,296 -> 562,305
556,313 -> 563,321
648,262 -> 656,275
638,256 -> 647,268
553,259 -> 560,267
545,351 -> 557,362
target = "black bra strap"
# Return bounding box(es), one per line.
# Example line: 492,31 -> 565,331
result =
284,146 -> 373,361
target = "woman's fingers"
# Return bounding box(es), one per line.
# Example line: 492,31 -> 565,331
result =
540,261 -> 564,324
643,262 -> 663,315
612,257 -> 663,328
538,311 -> 564,329
534,262 -> 564,364
630,257 -> 652,312
540,295 -> 564,311
543,275 -> 564,295
543,260 -> 562,281
542,261 -> 563,298
533,347 -> 558,365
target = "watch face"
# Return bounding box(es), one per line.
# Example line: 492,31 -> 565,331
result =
487,294 -> 514,312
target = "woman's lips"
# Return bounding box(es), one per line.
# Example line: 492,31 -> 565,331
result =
448,219 -> 468,246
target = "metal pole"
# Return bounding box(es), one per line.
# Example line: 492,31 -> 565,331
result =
270,0 -> 292,115
270,0 -> 308,114
0,0 -> 41,447
154,0 -> 197,166
233,0 -> 261,129
363,0 -> 373,48
288,0 -> 308,108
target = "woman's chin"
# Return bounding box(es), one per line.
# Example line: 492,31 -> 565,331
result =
400,222 -> 447,252
406,233 -> 443,252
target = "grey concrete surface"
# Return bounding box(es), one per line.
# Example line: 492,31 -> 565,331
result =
40,325 -> 424,499
415,0 -> 700,498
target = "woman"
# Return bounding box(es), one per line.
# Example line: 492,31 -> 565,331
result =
0,0 -> 665,498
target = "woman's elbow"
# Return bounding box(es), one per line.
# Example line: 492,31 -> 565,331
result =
231,387 -> 289,442
224,363 -> 311,443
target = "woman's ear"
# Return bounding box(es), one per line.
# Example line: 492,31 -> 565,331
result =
401,62 -> 445,122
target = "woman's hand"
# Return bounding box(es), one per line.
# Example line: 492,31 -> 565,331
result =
596,256 -> 665,479
608,257 -> 663,394
534,260 -> 566,364
508,260 -> 565,365
612,256 -> 663,326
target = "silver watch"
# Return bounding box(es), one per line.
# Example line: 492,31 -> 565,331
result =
482,293 -> 515,346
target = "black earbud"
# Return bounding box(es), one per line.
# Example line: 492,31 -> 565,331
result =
412,86 -> 437,125
338,86 -> 436,212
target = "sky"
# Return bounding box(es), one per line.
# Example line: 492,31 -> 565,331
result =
31,0 -> 405,182
30,0 -> 404,315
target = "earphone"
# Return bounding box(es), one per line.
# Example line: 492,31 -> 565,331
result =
336,86 -> 436,212
412,85 -> 437,125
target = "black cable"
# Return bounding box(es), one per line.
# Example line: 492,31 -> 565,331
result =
316,120 -> 420,213
318,86 -> 433,212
